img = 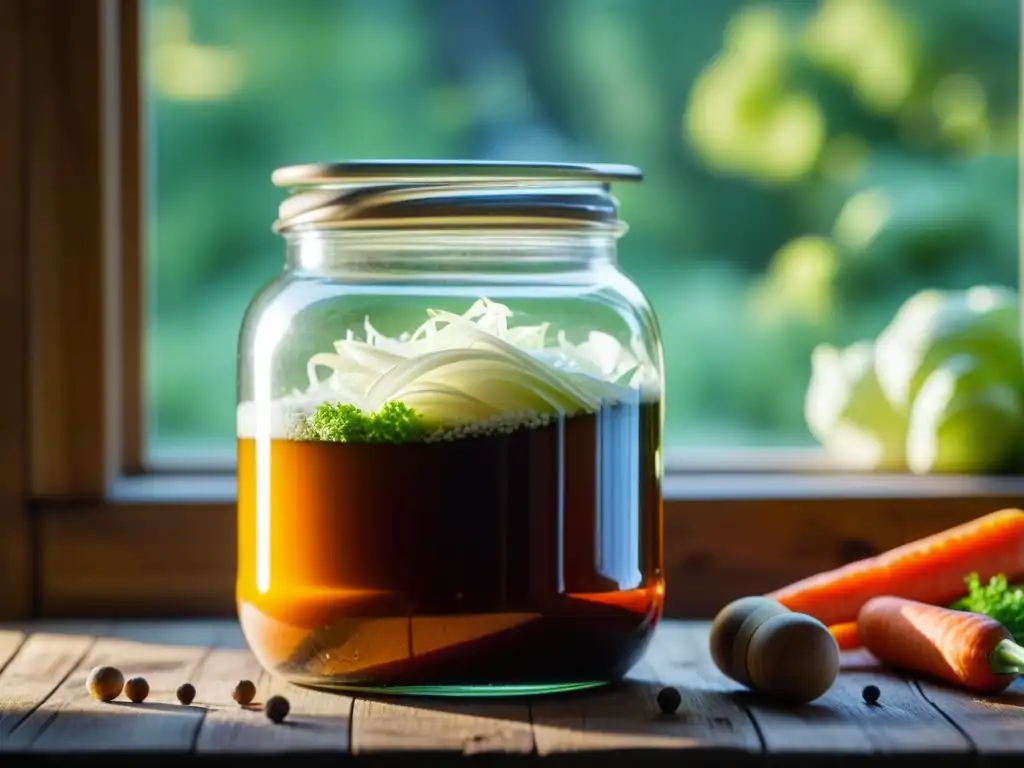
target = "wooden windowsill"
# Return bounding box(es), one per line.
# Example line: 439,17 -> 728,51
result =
104,470 -> 1024,504
32,471 -> 1024,620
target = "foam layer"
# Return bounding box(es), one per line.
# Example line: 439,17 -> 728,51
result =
423,410 -> 559,443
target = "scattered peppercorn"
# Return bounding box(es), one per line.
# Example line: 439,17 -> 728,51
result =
862,684 -> 881,705
86,666 -> 125,702
176,683 -> 196,705
123,677 -> 150,703
232,679 -> 257,706
656,686 -> 682,714
265,695 -> 290,724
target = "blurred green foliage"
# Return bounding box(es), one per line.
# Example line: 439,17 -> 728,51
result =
145,0 -> 1018,459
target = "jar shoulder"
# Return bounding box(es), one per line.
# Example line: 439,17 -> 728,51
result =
241,268 -> 661,346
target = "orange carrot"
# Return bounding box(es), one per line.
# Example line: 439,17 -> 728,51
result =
829,621 -> 861,651
858,596 -> 1024,693
766,508 -> 1024,626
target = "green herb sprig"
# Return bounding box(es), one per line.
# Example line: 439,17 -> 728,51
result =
951,572 -> 1024,643
295,401 -> 427,444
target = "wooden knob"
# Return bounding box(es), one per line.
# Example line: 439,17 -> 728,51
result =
746,612 -> 840,703
709,596 -> 789,685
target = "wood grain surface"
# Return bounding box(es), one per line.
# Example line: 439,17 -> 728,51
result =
1,619 -> 1024,766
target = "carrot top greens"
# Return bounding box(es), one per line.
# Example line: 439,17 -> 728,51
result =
951,572 -> 1024,644
294,401 -> 428,444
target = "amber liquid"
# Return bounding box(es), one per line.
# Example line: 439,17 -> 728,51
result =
237,402 -> 663,692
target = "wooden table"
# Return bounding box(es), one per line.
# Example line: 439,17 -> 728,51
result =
0,620 -> 1022,765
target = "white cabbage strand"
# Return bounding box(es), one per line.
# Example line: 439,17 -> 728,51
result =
238,298 -> 659,438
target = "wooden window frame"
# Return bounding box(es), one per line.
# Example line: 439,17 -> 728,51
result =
1,0 -> 1021,621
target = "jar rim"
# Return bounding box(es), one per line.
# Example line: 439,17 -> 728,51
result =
270,160 -> 642,235
271,159 -> 643,188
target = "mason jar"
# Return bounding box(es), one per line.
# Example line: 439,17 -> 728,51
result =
236,161 -> 665,695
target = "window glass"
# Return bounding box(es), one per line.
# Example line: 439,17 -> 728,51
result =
145,0 -> 1019,463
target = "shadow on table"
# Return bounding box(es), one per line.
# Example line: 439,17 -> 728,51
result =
721,689 -> 834,719
1,702 -> 207,752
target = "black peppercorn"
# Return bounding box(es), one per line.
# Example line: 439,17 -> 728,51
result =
862,684 -> 881,705
124,677 -> 150,703
265,695 -> 290,723
656,686 -> 682,714
232,679 -> 257,706
176,683 -> 196,705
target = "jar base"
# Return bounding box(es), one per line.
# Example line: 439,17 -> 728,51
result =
239,594 -> 661,699
289,679 -> 609,698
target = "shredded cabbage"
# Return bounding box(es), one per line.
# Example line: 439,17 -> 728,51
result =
237,298 -> 660,439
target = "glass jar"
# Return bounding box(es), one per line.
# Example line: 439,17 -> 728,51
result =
236,161 -> 665,696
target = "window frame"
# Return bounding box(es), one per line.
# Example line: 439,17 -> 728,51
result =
3,0 -> 1021,621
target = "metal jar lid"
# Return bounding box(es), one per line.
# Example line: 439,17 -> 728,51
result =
270,160 -> 642,234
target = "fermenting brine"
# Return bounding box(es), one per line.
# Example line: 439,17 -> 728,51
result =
237,161 -> 664,695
